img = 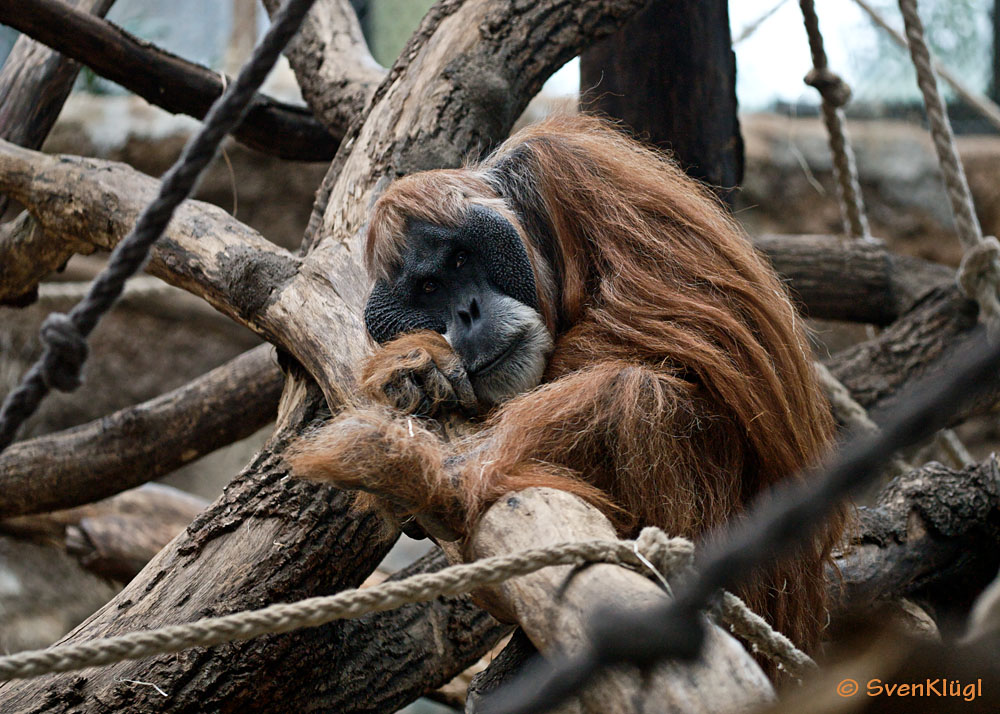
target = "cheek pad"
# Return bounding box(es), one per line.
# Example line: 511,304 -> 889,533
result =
364,280 -> 445,344
464,206 -> 538,311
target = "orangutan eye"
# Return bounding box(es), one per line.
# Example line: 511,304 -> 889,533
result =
454,251 -> 468,268
422,280 -> 438,294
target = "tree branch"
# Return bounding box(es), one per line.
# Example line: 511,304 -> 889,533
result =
1,483 -> 208,582
755,234 -> 953,326
827,284 -> 994,425
0,0 -> 116,217
0,0 -> 339,161
0,345 -> 281,519
0,138 -> 302,343
832,457 -> 1000,620
467,488 -> 773,712
260,0 -> 385,135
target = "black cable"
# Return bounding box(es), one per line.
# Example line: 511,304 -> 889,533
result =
484,329 -> 1000,714
0,0 -> 318,452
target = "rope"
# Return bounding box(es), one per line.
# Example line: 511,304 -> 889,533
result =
0,0 -> 318,454
0,528 -> 813,682
897,0 -> 1000,338
851,0 -> 1000,134
814,362 -> 910,477
798,0 -> 871,240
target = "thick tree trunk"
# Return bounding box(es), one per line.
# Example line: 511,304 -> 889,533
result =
580,0 -> 743,199
0,2 -> 652,710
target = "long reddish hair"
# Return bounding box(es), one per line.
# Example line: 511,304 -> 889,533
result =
360,115 -> 844,659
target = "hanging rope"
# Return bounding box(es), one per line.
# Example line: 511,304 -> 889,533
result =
800,1 -> 973,471
897,0 -> 1000,338
0,0 -> 319,453
0,528 -> 815,682
798,0 -> 871,240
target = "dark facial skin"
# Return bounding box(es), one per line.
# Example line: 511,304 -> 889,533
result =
365,206 -> 553,406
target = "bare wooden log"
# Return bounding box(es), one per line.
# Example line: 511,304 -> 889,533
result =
467,488 -> 773,713
261,0 -> 385,135
832,458 -> 1000,621
0,345 -> 281,519
0,139 -> 302,342
1,483 -> 208,582
755,234 -> 953,325
827,285 -> 994,424
0,0 -> 116,217
0,0 -> 338,161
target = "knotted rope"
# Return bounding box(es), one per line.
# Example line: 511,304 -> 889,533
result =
0,0 -> 318,453
0,528 -> 814,682
897,0 -> 1000,338
798,0 -> 871,240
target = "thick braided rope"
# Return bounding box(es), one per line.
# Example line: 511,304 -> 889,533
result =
0,0 -> 318,453
0,531 -> 813,682
633,528 -> 817,679
798,0 -> 871,240
897,0 -> 1000,337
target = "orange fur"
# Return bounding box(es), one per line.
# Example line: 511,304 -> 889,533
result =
290,115 -> 846,668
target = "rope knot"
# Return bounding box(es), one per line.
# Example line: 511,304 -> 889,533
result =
804,67 -> 852,108
957,236 -> 1000,339
38,313 -> 88,392
635,527 -> 695,580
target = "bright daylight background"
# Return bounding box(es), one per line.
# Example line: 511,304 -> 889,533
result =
543,0 -> 992,111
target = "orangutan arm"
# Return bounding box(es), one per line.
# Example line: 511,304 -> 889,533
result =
289,353 -> 707,538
